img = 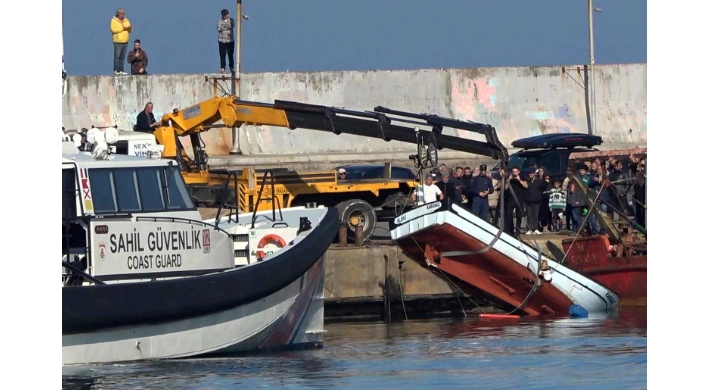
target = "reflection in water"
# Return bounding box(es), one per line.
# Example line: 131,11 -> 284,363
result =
63,308 -> 646,389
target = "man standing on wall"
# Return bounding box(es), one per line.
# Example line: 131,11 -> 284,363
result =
127,39 -> 149,75
110,8 -> 132,75
217,9 -> 236,74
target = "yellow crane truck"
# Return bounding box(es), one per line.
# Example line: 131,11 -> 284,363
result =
149,97 -> 508,240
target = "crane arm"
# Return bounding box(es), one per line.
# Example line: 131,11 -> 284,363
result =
154,96 -> 509,179
269,100 -> 509,162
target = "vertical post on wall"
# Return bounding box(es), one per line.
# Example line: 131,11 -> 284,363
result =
587,0 -> 596,136
230,0 -> 244,155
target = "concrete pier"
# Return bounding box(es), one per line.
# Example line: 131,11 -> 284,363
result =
63,63 -> 647,170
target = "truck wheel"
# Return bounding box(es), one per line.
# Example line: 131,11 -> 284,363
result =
336,199 -> 376,242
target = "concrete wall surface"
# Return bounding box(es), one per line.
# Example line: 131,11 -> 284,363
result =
325,246 -> 457,300
63,63 -> 647,157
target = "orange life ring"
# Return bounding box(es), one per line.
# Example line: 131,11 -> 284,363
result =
255,234 -> 287,260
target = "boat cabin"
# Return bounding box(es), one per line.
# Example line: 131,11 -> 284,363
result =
62,129 -> 234,285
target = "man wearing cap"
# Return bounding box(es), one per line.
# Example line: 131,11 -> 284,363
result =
337,168 -> 348,180
411,174 -> 443,206
469,164 -> 494,222
217,9 -> 236,74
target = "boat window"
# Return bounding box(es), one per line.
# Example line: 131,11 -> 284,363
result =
136,168 -> 165,211
164,166 -> 193,210
87,169 -> 117,213
62,168 -> 77,220
113,169 -> 141,212
87,166 -> 193,214
114,141 -> 129,156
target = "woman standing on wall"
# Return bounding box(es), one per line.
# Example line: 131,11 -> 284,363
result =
217,9 -> 236,74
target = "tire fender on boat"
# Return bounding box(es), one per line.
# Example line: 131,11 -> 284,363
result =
255,234 -> 287,261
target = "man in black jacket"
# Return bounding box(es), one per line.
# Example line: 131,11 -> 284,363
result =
524,168 -> 546,234
448,166 -> 466,206
469,164 -> 494,222
135,102 -> 160,133
504,166 -> 528,237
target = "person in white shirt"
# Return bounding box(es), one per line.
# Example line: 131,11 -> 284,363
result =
411,174 -> 444,206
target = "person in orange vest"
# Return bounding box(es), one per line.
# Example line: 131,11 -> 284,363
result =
110,8 -> 133,75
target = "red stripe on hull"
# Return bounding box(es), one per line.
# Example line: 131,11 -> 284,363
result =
397,224 -> 574,316
562,236 -> 647,306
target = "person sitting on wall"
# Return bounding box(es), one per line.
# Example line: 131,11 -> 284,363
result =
135,102 -> 160,133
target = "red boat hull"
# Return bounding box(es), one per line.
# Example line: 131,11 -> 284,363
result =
397,224 -> 574,317
561,236 -> 647,306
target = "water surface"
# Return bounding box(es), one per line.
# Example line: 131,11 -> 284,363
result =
63,308 -> 646,389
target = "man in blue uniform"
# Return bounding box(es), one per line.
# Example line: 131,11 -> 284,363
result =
469,164 -> 494,222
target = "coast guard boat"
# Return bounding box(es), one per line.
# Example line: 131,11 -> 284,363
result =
62,128 -> 336,365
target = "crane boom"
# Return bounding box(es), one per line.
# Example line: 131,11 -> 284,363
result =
153,96 -> 509,185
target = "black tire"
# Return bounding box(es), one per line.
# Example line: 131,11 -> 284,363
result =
336,199 -> 376,242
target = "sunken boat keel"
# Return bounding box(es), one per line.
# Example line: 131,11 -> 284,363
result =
391,202 -> 619,316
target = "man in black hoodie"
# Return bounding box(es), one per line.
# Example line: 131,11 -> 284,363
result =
524,168 -> 546,234
504,166 -> 528,236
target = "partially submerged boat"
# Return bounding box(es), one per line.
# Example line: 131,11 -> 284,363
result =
378,112 -> 619,316
391,200 -> 619,316
62,129 -> 336,365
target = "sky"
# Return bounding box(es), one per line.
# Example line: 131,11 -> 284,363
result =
63,0 -> 646,76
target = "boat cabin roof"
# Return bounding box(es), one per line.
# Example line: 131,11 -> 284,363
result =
61,140 -> 169,169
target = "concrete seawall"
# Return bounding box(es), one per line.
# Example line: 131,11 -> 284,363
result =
63,63 -> 647,159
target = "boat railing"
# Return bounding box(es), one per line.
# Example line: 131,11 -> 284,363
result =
250,170 -> 284,229
135,216 -> 233,238
213,169 -> 286,230
214,170 -> 241,226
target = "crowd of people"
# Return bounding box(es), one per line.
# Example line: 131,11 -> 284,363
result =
411,156 -> 646,237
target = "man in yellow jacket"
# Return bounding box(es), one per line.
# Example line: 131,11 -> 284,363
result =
110,8 -> 132,75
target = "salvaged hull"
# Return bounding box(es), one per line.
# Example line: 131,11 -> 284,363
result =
391,201 -> 619,316
561,236 -> 647,306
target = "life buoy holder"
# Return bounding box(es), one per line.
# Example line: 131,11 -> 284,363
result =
255,234 -> 287,261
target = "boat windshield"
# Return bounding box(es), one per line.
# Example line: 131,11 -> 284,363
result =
87,165 -> 194,214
